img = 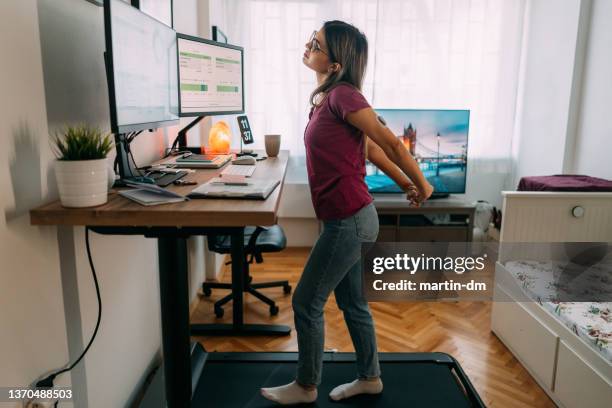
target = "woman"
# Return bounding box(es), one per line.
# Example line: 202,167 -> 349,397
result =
261,21 -> 433,405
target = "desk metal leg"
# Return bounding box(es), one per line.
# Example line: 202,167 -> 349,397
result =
231,227 -> 245,326
158,236 -> 192,407
190,228 -> 291,336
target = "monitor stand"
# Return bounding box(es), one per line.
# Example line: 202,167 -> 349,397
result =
113,133 -> 153,187
170,116 -> 207,155
113,133 -> 187,188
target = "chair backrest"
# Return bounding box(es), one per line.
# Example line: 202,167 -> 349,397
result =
206,225 -> 287,259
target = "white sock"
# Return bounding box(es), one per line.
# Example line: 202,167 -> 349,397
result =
329,378 -> 383,401
260,381 -> 317,405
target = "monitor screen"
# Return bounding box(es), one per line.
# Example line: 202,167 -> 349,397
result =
366,109 -> 470,194
104,0 -> 179,133
177,34 -> 244,116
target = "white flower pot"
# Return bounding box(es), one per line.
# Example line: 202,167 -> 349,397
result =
55,158 -> 109,208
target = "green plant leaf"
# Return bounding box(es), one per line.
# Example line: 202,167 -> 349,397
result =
51,124 -> 114,161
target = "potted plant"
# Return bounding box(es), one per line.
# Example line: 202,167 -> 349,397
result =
52,124 -> 114,208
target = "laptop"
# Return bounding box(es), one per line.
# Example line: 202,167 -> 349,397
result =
164,153 -> 232,169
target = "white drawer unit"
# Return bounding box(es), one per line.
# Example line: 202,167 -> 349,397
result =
492,191 -> 612,408
554,341 -> 612,408
491,285 -> 559,390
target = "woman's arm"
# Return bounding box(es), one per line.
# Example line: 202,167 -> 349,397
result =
366,137 -> 412,191
350,107 -> 433,202
366,137 -> 421,205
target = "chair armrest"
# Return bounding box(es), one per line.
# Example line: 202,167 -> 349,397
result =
245,226 -> 268,254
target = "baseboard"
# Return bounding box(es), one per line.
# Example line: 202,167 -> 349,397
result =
129,295 -> 202,407
127,350 -> 163,408
132,359 -> 165,408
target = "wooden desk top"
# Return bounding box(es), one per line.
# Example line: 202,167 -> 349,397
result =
30,151 -> 289,227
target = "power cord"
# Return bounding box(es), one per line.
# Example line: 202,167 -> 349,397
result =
164,147 -> 194,158
128,149 -> 145,177
34,227 -> 102,389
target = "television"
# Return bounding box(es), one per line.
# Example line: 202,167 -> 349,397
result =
366,109 -> 470,196
104,0 -> 179,133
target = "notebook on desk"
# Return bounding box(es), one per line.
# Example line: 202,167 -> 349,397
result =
188,178 -> 280,200
163,154 -> 232,169
119,181 -> 189,206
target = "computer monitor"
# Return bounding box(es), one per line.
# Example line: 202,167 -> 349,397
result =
104,0 -> 179,134
177,33 -> 244,117
366,109 -> 470,196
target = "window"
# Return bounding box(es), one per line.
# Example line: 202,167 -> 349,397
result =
211,0 -> 526,194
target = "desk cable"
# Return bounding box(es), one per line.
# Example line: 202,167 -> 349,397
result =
33,227 -> 102,395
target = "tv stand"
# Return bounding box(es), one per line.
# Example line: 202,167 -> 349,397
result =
372,195 -> 475,242
429,193 -> 450,199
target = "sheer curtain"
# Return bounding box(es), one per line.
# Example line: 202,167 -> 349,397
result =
210,0 -> 526,201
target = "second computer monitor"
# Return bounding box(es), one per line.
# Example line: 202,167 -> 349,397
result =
177,33 -> 244,116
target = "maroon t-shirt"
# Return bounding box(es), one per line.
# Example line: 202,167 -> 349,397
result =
304,83 -> 373,220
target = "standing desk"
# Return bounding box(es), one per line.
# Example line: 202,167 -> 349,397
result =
30,151 -> 290,408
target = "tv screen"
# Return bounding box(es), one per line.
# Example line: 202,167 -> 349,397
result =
366,109 -> 470,194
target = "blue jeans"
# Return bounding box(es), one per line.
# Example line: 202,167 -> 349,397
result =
292,203 -> 381,386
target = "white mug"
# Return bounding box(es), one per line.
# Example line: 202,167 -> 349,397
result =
265,134 -> 281,157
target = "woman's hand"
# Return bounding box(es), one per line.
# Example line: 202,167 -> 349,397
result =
404,182 -> 434,207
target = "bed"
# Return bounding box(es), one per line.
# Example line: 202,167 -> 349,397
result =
491,191 -> 612,408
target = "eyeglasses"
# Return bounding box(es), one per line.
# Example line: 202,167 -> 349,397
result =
308,31 -> 328,56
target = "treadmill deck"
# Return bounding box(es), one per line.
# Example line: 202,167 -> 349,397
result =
193,352 -> 484,407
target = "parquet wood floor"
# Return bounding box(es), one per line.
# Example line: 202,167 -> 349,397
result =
192,248 -> 557,407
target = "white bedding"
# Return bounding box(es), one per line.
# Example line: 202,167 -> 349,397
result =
504,260 -> 611,363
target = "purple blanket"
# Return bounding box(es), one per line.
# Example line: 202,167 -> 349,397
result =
518,175 -> 612,192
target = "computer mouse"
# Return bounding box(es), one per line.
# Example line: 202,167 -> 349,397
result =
232,156 -> 257,165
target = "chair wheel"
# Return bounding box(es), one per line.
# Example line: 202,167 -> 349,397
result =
283,284 -> 292,294
214,306 -> 224,318
203,286 -> 212,297
269,305 -> 279,316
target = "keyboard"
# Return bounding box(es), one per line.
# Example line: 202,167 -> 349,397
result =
146,171 -> 188,187
220,164 -> 256,177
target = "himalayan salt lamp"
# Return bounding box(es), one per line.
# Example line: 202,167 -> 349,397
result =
207,121 -> 231,154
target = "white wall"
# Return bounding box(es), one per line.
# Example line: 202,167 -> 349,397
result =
511,0 -> 585,187
0,1 -> 71,407
571,0 -> 612,179
0,0 -> 206,407
511,0 -> 612,187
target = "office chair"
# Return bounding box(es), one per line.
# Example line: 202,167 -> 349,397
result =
203,225 -> 292,317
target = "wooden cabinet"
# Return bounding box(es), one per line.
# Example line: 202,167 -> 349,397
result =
373,196 -> 475,242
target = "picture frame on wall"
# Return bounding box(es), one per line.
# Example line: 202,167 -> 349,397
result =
131,0 -> 173,28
